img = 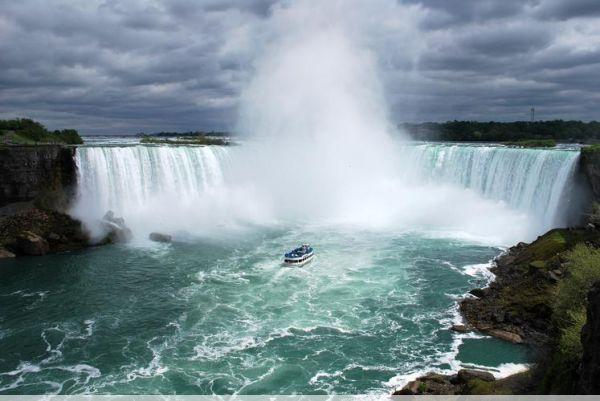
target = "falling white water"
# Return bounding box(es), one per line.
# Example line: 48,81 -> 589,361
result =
73,142 -> 580,245
71,145 -> 268,239
399,144 -> 580,231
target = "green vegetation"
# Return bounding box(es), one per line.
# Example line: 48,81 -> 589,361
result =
541,244 -> 600,393
505,139 -> 556,148
554,245 -> 600,329
140,135 -> 229,146
0,118 -> 83,145
581,144 -> 600,154
514,229 -> 569,263
401,120 -> 600,143
557,309 -> 586,359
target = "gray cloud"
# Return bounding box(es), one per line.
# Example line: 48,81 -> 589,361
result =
0,0 -> 599,134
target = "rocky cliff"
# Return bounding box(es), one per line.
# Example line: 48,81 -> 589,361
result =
579,281 -> 600,394
0,145 -> 77,210
580,146 -> 600,204
0,145 -> 88,257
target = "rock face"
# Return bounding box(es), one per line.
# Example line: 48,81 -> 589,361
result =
580,147 -> 600,203
579,281 -> 600,394
0,145 -> 97,258
149,232 -> 172,243
0,145 -> 76,209
17,230 -> 49,255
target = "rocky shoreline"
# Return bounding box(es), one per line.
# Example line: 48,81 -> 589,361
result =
395,227 -> 600,395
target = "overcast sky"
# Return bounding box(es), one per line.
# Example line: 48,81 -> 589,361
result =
1,0 -> 600,134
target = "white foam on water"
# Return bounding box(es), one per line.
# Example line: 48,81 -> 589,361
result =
4,362 -> 42,376
460,362 -> 531,379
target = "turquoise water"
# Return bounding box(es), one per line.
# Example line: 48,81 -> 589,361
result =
0,226 -> 530,394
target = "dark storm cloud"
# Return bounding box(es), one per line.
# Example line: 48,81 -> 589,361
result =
534,0 -> 600,20
0,0 -> 599,134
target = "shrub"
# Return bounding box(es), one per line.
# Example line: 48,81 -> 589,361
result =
553,244 -> 600,328
53,129 -> 83,144
0,119 -> 83,145
558,307 -> 586,360
543,244 -> 600,392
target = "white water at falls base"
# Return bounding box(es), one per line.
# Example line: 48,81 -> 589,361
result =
72,143 -> 580,246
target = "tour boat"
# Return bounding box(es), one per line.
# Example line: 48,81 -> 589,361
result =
283,244 -> 314,266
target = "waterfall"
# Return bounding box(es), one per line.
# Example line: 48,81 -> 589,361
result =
400,144 -> 580,230
72,145 -> 233,238
72,142 -> 580,243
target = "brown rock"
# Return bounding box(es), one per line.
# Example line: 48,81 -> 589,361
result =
422,373 -> 447,382
398,380 -> 420,395
392,388 -> 414,395
149,232 -> 172,243
424,379 -> 457,394
451,324 -> 470,333
17,231 -> 49,255
0,247 -> 16,258
457,369 -> 495,383
486,329 -> 523,344
475,323 -> 493,331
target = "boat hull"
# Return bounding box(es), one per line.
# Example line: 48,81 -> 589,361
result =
283,252 -> 314,266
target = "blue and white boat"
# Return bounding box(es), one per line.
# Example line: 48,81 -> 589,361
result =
283,244 -> 314,266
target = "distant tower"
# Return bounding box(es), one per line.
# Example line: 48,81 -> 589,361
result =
530,107 -> 535,122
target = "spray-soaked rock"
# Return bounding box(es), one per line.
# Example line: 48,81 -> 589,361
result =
101,210 -> 132,243
149,232 -> 172,243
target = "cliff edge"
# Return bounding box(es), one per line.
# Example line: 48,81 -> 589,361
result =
579,282 -> 600,394
0,145 -> 77,210
0,145 -> 89,257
